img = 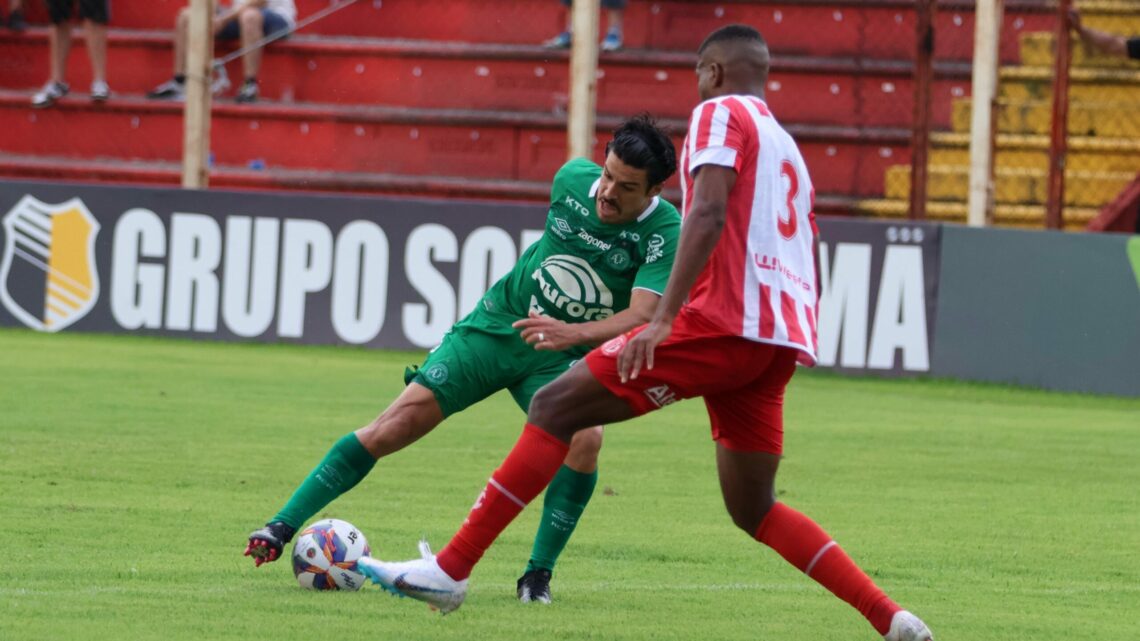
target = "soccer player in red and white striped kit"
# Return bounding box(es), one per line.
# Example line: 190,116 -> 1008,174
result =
359,24 -> 934,641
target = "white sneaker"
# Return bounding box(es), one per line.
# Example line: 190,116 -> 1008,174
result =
357,540 -> 468,614
31,81 -> 68,108
90,80 -> 110,102
884,611 -> 933,641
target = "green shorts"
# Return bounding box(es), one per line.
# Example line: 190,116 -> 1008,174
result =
407,306 -> 584,417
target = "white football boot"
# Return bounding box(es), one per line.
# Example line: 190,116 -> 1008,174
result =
357,540 -> 467,614
883,610 -> 934,641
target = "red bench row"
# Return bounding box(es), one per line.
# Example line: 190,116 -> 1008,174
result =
1,31 -> 972,127
17,0 -> 1052,60
0,90 -> 908,197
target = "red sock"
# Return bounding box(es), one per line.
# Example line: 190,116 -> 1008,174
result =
436,424 -> 569,581
754,503 -> 901,635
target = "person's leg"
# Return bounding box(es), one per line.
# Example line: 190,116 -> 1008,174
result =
49,22 -> 72,84
709,348 -> 910,638
238,7 -> 264,81
7,0 -> 26,31
268,382 -> 445,528
521,426 -> 602,583
543,0 -> 572,47
248,313 -> 520,566
605,6 -> 623,34
599,0 -> 625,50
173,7 -> 190,76
83,19 -> 107,84
436,363 -> 636,581
718,445 -> 905,636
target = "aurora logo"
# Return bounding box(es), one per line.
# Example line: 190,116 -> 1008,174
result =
531,254 -> 614,320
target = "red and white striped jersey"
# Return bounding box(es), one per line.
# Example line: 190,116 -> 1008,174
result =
680,95 -> 819,365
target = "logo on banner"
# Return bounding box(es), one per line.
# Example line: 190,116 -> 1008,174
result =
0,195 -> 101,332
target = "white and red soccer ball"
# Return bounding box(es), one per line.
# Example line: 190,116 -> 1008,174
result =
290,518 -> 370,590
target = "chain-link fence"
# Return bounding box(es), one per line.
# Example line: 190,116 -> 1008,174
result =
1,0 -> 1136,231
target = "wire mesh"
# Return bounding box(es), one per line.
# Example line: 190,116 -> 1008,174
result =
1,0 -> 1136,230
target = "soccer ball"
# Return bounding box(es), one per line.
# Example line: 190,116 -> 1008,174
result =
291,518 -> 370,590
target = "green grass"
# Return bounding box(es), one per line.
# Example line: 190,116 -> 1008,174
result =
1,329 -> 1138,640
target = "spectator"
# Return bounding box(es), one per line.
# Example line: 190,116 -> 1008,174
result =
32,0 -> 110,108
1070,7 -> 1140,60
544,0 -> 625,52
148,0 -> 296,104
4,0 -> 26,32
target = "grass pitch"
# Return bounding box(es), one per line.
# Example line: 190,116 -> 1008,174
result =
1,329 -> 1138,641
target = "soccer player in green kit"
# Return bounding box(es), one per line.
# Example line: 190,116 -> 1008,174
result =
245,115 -> 680,604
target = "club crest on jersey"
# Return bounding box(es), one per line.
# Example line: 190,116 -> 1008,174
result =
424,363 -> 450,384
531,254 -> 615,320
606,247 -> 631,269
0,195 -> 101,332
601,334 -> 627,356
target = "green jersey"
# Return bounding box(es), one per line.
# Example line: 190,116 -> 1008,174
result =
483,158 -> 681,324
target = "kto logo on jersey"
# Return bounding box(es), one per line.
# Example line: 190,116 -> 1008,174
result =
0,195 -> 100,332
531,254 -> 615,320
563,195 -> 591,217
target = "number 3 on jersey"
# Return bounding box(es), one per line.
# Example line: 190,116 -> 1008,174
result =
777,159 -> 799,240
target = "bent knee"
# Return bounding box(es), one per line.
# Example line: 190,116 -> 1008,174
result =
239,8 -> 263,28
527,382 -> 562,428
565,426 -> 603,471
727,498 -> 776,535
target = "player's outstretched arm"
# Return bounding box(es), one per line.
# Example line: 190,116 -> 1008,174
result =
513,289 -> 660,351
1070,7 -> 1129,57
618,165 -> 735,382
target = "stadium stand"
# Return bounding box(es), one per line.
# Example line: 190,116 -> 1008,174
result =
1,0 -> 1137,228
862,0 -> 1140,229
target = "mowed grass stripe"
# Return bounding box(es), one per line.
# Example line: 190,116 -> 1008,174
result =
1,329 -> 1137,641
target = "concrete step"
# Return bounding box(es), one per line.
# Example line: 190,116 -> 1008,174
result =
0,90 -> 909,197
885,164 -> 1135,207
929,131 -> 1140,172
1019,31 -> 1140,69
853,198 -> 1098,230
0,151 -> 865,218
0,29 -> 971,128
950,97 -> 1140,137
11,0 -> 1061,59
1000,64 -> 1140,102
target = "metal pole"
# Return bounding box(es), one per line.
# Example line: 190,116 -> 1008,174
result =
567,0 -> 600,161
1045,0 -> 1073,230
909,0 -> 936,220
966,0 -> 1003,227
181,0 -> 211,188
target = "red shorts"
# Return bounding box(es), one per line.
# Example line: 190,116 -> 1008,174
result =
585,308 -> 799,454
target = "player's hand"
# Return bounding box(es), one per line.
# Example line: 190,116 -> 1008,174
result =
617,319 -> 672,383
513,311 -> 581,351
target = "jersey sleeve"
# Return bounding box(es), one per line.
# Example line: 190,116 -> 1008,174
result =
685,99 -> 748,175
631,215 -> 681,295
550,157 -> 596,205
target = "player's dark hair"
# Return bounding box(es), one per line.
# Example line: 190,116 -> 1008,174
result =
698,24 -> 767,54
604,113 -> 678,189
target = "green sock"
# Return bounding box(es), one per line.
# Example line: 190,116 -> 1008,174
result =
525,465 -> 598,574
270,433 -> 376,530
